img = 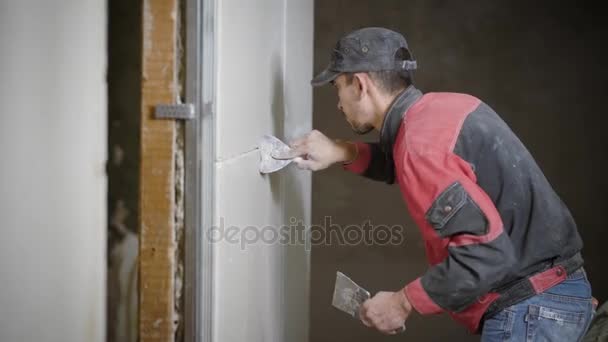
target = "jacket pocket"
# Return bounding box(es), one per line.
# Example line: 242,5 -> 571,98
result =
425,181 -> 488,238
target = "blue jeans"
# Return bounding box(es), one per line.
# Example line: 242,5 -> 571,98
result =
481,268 -> 595,342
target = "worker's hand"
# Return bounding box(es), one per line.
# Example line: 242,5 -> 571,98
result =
359,290 -> 412,335
289,130 -> 357,171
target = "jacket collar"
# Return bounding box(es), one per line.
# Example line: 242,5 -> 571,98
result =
377,85 -> 423,183
380,85 -> 423,155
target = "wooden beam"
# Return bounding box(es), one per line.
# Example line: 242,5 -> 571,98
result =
139,0 -> 178,341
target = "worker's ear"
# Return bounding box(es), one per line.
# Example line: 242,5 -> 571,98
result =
352,73 -> 368,100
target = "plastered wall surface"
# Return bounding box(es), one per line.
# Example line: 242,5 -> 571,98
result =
214,0 -> 313,341
0,1 -> 107,342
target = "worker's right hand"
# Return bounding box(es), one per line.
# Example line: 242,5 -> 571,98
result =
289,130 -> 357,171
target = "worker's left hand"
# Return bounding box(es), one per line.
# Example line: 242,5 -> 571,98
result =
359,290 -> 412,334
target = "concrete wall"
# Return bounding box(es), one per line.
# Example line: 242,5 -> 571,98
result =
213,0 -> 313,341
0,1 -> 107,342
311,1 -> 608,341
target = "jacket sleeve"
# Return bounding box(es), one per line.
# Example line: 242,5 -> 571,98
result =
401,149 -> 517,314
342,142 -> 393,183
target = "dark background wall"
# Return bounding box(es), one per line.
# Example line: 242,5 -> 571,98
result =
107,1 -> 141,341
310,1 -> 608,341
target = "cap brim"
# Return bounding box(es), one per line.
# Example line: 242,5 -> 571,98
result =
310,68 -> 339,87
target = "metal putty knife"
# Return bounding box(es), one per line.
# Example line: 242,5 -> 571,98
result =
258,135 -> 304,174
332,271 -> 371,320
332,271 -> 406,333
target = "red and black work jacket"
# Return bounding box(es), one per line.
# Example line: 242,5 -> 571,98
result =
344,85 -> 584,333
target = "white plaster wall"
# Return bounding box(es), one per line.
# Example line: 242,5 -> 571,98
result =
0,1 -> 107,342
214,0 -> 313,341
282,2 -> 314,339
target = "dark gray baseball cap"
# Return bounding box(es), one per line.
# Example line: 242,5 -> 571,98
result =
311,27 -> 417,87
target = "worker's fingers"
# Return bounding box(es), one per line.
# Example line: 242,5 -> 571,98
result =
393,324 -> 406,334
361,301 -> 382,329
382,329 -> 397,335
358,306 -> 373,328
378,318 -> 407,335
359,298 -> 408,334
289,135 -> 310,149
289,142 -> 309,156
360,316 -> 373,328
289,130 -> 324,149
292,157 -> 316,171
378,319 -> 402,335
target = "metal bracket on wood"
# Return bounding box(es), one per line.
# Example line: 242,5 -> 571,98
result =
155,103 -> 195,120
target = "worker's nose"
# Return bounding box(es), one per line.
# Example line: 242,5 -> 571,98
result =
337,102 -> 343,112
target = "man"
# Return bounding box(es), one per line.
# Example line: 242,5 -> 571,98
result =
291,27 -> 595,341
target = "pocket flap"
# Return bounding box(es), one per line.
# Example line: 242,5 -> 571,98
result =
425,181 -> 467,231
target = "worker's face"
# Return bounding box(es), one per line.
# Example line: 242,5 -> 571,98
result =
333,74 -> 374,135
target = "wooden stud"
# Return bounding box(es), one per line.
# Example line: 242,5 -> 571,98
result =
139,0 -> 178,341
